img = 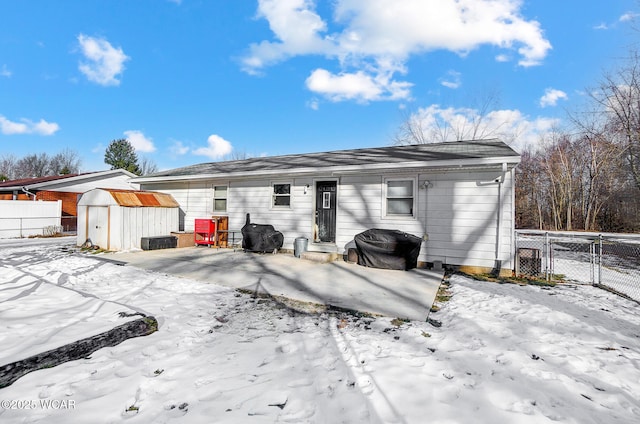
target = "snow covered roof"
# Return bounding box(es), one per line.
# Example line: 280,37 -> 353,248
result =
132,139 -> 520,183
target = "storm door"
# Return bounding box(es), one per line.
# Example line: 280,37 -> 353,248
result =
315,181 -> 337,242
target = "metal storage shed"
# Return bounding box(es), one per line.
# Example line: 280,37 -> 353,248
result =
77,188 -> 180,251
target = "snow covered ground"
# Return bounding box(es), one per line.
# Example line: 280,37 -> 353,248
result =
1,238 -> 640,423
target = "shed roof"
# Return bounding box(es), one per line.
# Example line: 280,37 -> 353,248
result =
104,189 -> 180,207
132,139 -> 520,183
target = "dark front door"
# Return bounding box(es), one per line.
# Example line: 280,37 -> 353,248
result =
315,181 -> 337,242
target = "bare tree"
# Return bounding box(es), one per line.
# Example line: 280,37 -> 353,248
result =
139,156 -> 159,176
515,148 -> 545,229
228,150 -> 251,161
392,88 -> 523,144
15,153 -> 50,178
587,50 -> 640,190
0,154 -> 18,180
49,148 -> 82,175
1,149 -> 82,180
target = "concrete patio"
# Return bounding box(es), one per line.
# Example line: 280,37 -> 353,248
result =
107,247 -> 444,321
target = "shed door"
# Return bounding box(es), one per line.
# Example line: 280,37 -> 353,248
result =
87,206 -> 109,249
315,181 -> 336,243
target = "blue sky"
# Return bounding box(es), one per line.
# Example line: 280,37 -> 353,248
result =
1,0 -> 638,172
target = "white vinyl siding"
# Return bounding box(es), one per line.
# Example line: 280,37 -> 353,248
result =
421,170 -> 514,269
142,182 -> 210,231
336,174 -> 423,255
226,179 -> 313,247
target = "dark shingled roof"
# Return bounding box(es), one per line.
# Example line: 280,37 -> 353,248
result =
0,173 -> 84,188
142,139 -> 519,179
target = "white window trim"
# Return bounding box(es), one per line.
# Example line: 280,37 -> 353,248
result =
271,181 -> 292,209
382,176 -> 417,219
213,184 -> 228,215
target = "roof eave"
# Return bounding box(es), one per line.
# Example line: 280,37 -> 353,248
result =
1,169 -> 137,191
132,156 -> 520,184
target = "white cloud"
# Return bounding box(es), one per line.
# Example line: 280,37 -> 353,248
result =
241,0 -> 333,74
306,98 -> 320,110
620,12 -> 639,22
1,65 -> 11,78
77,34 -> 129,86
32,119 -> 60,135
440,70 -> 461,89
539,88 -> 568,107
193,134 -> 233,160
0,115 -> 60,135
124,130 -> 156,152
169,140 -> 190,155
306,68 -> 411,102
242,0 -> 551,102
406,104 -> 560,151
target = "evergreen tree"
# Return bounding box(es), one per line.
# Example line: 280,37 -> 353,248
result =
104,139 -> 141,175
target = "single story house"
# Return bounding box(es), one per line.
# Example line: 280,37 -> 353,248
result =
0,169 -> 139,231
131,139 -> 521,274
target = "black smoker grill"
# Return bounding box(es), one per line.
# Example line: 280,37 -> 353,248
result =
354,228 -> 422,270
241,214 -> 284,253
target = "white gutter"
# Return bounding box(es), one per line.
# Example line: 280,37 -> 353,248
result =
21,186 -> 37,201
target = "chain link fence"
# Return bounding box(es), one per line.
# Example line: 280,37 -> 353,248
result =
515,230 -> 640,303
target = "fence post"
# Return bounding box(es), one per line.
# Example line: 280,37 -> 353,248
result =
598,234 -> 603,286
544,232 -> 549,281
589,241 -> 595,285
514,231 -> 520,276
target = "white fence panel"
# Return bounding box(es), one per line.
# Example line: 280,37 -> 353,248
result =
0,200 -> 62,238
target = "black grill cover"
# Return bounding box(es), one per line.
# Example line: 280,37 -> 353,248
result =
241,214 -> 284,253
354,229 -> 422,270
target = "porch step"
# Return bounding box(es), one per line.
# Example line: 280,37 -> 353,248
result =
307,242 -> 339,253
300,251 -> 341,263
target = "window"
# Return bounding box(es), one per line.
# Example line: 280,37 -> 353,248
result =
213,185 -> 227,213
272,183 -> 291,207
322,191 -> 331,209
385,179 -> 414,217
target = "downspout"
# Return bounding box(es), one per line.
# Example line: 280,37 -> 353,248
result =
22,186 -> 37,201
420,180 -> 432,238
492,163 -> 507,277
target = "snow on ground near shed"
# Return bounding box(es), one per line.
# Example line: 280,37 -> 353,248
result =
1,239 -> 640,423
